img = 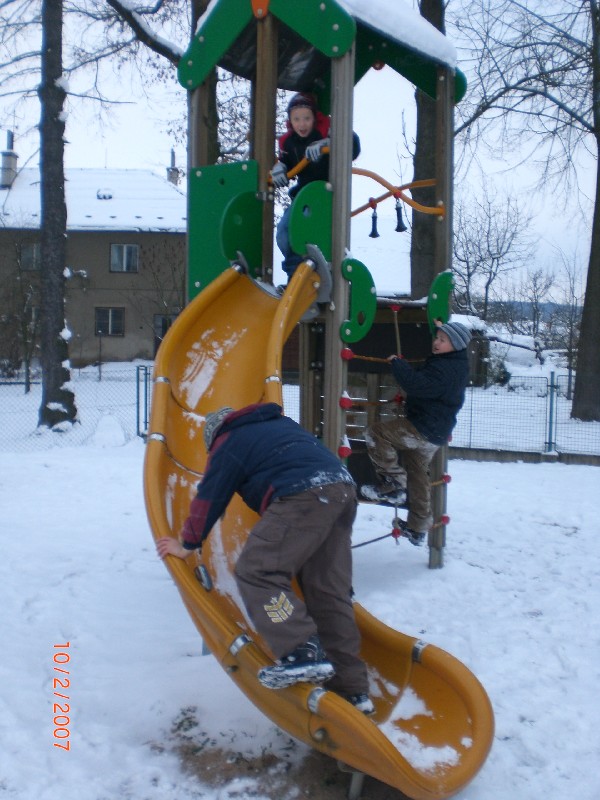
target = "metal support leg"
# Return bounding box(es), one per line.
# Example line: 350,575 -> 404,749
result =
348,770 -> 365,800
337,760 -> 365,800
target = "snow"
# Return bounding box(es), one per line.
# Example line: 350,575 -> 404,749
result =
0,168 -> 186,233
338,0 -> 457,67
197,0 -> 456,67
1,419 -> 599,798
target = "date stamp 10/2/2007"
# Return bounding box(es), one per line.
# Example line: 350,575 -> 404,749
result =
52,643 -> 71,751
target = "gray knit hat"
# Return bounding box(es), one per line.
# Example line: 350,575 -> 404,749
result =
203,407 -> 234,450
438,322 -> 472,351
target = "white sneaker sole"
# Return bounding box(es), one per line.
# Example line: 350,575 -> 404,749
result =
360,484 -> 406,504
353,701 -> 376,715
258,661 -> 335,689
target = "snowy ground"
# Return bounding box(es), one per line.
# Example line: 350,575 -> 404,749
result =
1,429 -> 598,800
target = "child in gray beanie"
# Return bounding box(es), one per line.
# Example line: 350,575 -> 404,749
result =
437,321 -> 472,351
360,320 -> 471,543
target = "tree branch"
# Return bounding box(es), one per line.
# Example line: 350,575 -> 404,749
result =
104,0 -> 181,65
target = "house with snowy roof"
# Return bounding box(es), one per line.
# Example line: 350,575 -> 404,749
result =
0,140 -> 187,369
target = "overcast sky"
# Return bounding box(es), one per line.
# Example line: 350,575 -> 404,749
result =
1,52 -> 593,286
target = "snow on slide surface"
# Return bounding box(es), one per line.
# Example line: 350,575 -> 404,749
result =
143,263 -> 494,800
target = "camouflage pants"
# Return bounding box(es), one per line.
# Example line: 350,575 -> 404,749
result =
234,482 -> 368,695
364,417 -> 439,533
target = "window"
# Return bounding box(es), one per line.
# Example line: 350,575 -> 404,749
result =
110,243 -> 139,273
95,307 -> 125,336
153,313 -> 178,356
20,242 -> 41,271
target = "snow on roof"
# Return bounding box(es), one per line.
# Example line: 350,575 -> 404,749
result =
0,168 -> 187,233
198,0 -> 457,68
338,0 -> 456,67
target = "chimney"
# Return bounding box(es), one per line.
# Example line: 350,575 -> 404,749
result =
166,148 -> 180,185
1,131 -> 18,189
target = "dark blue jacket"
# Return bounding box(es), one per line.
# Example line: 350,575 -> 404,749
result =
279,128 -> 361,199
181,403 -> 354,550
391,349 -> 470,446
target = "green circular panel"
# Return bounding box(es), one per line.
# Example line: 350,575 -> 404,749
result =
288,181 -> 333,262
221,191 -> 263,275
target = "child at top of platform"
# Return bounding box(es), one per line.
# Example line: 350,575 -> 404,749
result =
360,321 -> 472,542
270,92 -> 361,281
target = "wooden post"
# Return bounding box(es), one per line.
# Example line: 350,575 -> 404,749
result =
299,323 -> 320,435
429,65 -> 455,569
434,65 -> 454,274
322,45 -> 355,456
253,14 -> 278,281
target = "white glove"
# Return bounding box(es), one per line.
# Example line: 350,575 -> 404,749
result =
270,161 -> 289,188
305,137 -> 330,162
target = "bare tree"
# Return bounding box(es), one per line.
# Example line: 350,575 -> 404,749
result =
452,0 -> 600,419
411,0 -> 446,300
38,0 -> 77,427
102,0 -> 220,164
101,1 -> 288,166
546,250 -> 584,397
520,268 -> 555,341
453,187 -> 534,318
0,231 -> 41,390
116,237 -> 186,343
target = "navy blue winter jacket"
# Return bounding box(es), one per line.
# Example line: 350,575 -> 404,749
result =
391,349 -> 470,446
181,403 -> 354,550
279,129 -> 361,199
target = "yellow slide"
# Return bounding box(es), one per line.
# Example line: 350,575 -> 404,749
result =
143,263 -> 494,800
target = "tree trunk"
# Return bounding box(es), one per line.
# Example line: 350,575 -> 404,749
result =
572,3 -> 600,421
572,145 -> 600,420
411,90 -> 437,299
411,0 -> 445,299
38,0 -> 77,428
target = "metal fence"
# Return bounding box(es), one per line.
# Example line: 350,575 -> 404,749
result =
452,373 -> 600,456
0,365 -> 148,452
1,366 -> 599,458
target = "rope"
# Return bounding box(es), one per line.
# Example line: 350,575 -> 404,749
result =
352,531 -> 395,549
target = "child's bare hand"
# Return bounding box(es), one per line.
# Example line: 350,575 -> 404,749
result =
156,537 -> 192,560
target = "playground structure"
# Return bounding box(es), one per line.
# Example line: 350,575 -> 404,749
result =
144,2 -> 494,798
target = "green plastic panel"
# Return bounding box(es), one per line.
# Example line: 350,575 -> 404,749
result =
179,0 -> 355,92
177,0 -> 465,104
270,0 -> 355,59
427,270 -> 454,333
221,191 -> 263,276
288,181 -> 333,261
187,161 -> 259,300
339,257 -> 377,344
178,0 -> 253,90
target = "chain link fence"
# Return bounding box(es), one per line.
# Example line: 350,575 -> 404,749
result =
452,373 -> 600,456
0,365 -> 148,452
1,366 -> 599,459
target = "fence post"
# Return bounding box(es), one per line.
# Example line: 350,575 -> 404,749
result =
136,365 -> 150,439
136,366 -> 142,437
546,371 -> 556,453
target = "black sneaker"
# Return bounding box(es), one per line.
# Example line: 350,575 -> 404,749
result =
345,693 -> 375,715
360,480 -> 407,505
258,635 -> 335,689
405,528 -> 426,547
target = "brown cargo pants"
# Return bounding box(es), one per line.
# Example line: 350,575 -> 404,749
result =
234,482 -> 369,696
364,416 -> 439,533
